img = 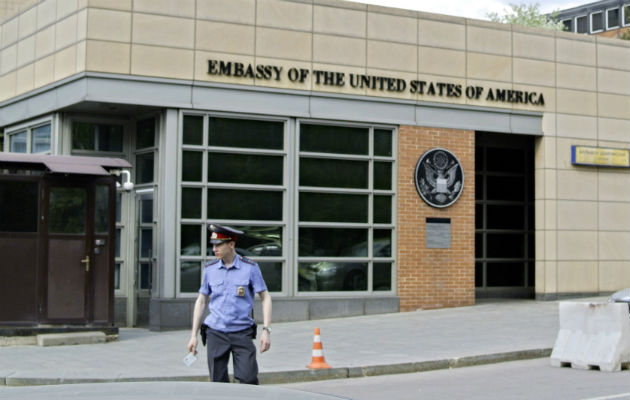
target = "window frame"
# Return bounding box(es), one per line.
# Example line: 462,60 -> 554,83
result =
69,118 -> 127,156
177,111 -> 290,298
561,18 -> 573,32
4,116 -> 53,154
294,119 -> 397,297
624,4 -> 630,26
575,15 -> 589,33
590,11 -> 604,33
606,7 -> 620,30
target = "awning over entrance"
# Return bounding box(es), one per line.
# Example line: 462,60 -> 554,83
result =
0,153 -> 131,176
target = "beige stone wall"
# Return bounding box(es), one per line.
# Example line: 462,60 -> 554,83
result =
1,0 -> 629,296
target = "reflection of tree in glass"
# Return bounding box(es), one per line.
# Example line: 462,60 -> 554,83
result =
49,187 -> 86,234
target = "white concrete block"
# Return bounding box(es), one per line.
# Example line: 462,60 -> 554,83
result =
550,302 -> 630,372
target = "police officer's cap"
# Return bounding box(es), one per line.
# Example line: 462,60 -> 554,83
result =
208,223 -> 243,245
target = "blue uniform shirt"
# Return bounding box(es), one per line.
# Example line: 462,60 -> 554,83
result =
199,254 -> 267,333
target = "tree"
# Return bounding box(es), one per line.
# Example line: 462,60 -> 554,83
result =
487,2 -> 565,31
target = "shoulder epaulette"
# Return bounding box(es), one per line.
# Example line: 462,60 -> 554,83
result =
203,259 -> 220,268
240,256 -> 256,265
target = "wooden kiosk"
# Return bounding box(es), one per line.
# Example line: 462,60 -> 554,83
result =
0,153 -> 130,336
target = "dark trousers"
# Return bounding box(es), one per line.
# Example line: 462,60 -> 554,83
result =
206,326 -> 258,385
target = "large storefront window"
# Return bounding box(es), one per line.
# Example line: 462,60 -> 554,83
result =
179,115 -> 286,294
297,123 -> 395,293
178,114 -> 396,296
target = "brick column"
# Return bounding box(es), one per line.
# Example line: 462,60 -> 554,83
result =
397,126 -> 475,311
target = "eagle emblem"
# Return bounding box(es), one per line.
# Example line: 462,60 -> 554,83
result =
414,148 -> 464,208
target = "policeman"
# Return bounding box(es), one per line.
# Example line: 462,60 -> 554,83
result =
187,223 -> 272,384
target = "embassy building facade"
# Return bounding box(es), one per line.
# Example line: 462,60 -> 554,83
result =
0,0 -> 629,330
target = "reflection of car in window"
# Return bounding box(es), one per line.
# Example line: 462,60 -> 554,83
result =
238,243 -> 281,257
299,239 -> 391,292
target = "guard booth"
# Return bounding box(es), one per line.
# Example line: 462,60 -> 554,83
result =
0,153 -> 130,335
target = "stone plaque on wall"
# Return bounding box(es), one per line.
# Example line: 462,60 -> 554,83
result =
426,217 -> 451,249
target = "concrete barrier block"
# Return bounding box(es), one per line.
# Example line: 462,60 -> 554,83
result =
37,332 -> 106,347
550,302 -> 630,372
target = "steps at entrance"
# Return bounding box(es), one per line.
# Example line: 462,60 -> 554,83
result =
37,332 -> 106,347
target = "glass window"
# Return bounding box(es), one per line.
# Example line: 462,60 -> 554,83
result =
179,114 -> 289,295
298,262 -> 367,291
373,195 -> 392,224
486,148 -> 524,173
299,192 -> 368,223
374,129 -> 392,157
136,118 -> 155,149
182,151 -> 203,182
209,118 -> 283,150
32,125 -> 51,153
259,262 -> 282,292
486,176 -> 524,201
180,261 -> 201,292
300,158 -> 368,188
141,198 -> 153,223
183,115 -> 203,145
486,262 -> 525,287
94,185 -> 110,234
135,152 -> 154,184
591,11 -> 604,32
115,228 -> 121,258
139,262 -> 152,290
373,263 -> 391,291
0,181 -> 38,232
141,228 -> 152,258
181,188 -> 202,219
373,229 -> 392,257
181,225 -> 201,256
486,233 -> 525,258
232,226 -> 283,257
114,263 -> 121,290
562,19 -> 572,31
116,192 -> 122,223
576,15 -> 588,33
72,122 -> 123,152
297,123 -> 394,293
49,187 -> 86,234
374,162 -> 392,190
299,227 -> 367,257
208,153 -> 283,185
486,205 -> 524,229
9,131 -> 27,153
300,124 -> 368,155
607,8 -> 620,29
207,189 -> 282,220
625,5 -> 630,25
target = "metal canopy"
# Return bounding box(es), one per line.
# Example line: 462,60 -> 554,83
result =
0,153 -> 131,176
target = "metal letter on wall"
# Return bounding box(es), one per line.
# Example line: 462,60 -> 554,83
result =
414,148 -> 464,208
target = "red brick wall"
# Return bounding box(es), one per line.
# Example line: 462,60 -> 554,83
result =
397,125 -> 475,311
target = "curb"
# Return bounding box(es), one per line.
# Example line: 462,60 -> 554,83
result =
1,348 -> 552,387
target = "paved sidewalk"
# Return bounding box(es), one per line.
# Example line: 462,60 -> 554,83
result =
0,298 -> 606,387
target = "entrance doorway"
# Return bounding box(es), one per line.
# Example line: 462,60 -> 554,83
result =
475,132 -> 535,299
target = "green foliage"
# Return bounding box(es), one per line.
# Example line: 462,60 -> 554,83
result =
487,2 -> 565,31
620,29 -> 630,40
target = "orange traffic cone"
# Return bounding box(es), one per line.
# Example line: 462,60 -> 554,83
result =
307,327 -> 331,369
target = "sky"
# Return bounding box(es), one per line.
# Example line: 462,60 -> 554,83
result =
342,0 -> 589,20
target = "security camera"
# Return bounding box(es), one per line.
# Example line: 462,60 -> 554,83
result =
111,169 -> 135,191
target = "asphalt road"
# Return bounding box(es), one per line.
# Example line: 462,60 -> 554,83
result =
277,358 -> 630,400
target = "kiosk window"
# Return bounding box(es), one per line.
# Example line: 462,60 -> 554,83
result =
49,187 -> 87,234
0,181 -> 38,232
